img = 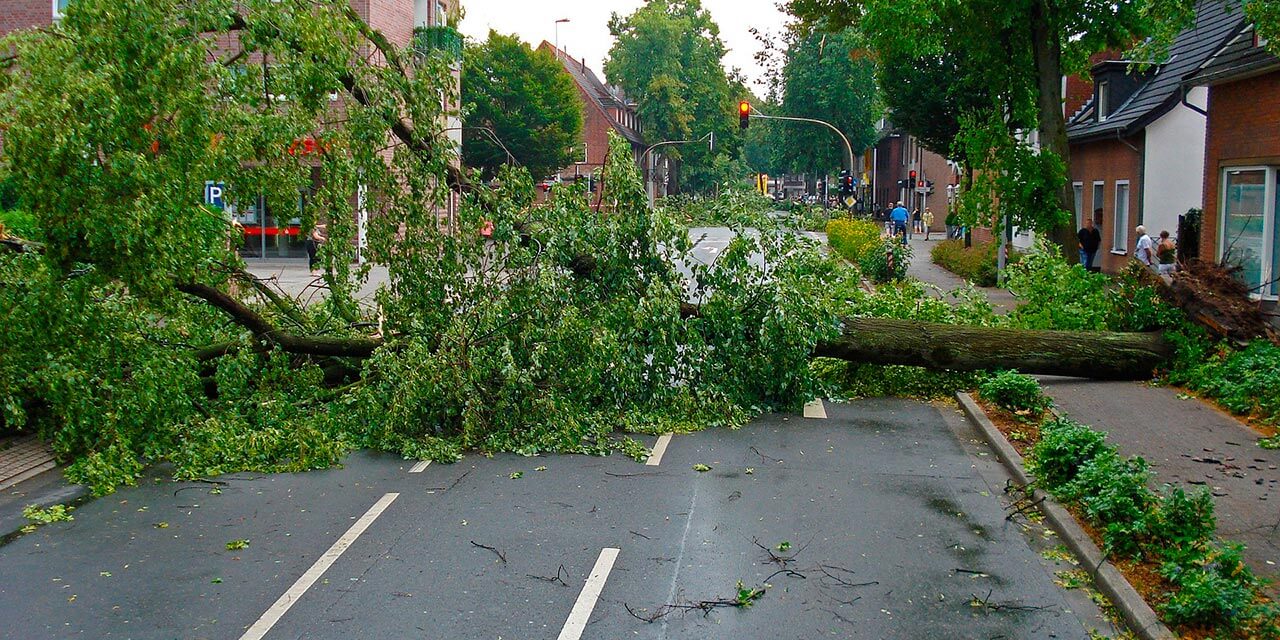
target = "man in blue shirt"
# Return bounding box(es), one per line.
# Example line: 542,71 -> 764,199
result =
890,201 -> 910,245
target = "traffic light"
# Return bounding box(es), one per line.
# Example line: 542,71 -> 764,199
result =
839,170 -> 855,195
909,170 -> 917,182
738,101 -> 751,130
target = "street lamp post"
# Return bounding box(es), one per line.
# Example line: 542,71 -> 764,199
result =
554,18 -> 570,51
642,132 -> 714,209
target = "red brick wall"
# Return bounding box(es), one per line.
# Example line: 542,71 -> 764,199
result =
0,0 -> 52,36
1201,69 -> 1280,261
1070,135 -> 1144,273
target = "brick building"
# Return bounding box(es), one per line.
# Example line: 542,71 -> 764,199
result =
1188,23 -> 1280,300
1065,0 -> 1242,273
538,42 -> 645,196
869,121 -> 956,233
1,0 -> 463,259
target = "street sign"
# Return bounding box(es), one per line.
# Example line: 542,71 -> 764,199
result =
204,181 -> 226,210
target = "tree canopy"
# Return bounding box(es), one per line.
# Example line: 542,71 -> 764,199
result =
462,31 -> 583,181
605,0 -> 744,193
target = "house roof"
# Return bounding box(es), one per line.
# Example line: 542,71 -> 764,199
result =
1067,0 -> 1246,142
1186,23 -> 1280,86
541,42 -> 645,147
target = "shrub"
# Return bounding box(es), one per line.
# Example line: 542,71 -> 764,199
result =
929,240 -> 1017,287
825,218 -> 883,265
1185,340 -> 1280,425
0,209 -> 38,239
1160,543 -> 1260,629
860,239 -> 912,283
1028,417 -> 1113,490
978,370 -> 1048,415
1059,450 -> 1156,556
1149,486 -> 1216,557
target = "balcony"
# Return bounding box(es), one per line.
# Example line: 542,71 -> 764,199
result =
414,26 -> 463,63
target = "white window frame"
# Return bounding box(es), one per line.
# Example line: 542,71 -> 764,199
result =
53,0 -> 70,20
1072,182 -> 1084,229
1092,180 -> 1105,227
1112,180 -> 1130,254
1218,166 -> 1277,300
1097,81 -> 1110,122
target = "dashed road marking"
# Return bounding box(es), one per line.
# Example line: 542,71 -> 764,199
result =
409,460 -> 431,473
645,433 -> 673,466
803,399 -> 828,419
556,548 -> 620,640
238,492 -> 400,640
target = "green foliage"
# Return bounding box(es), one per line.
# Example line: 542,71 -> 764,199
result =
826,218 -> 911,283
23,503 -> 74,524
1059,450 -> 1156,556
0,174 -> 19,211
769,28 -> 879,176
1005,239 -> 1177,332
661,189 -> 773,227
930,240 -> 1018,287
1168,339 -> 1280,426
0,209 -> 38,240
1029,417 -> 1113,490
462,31 -> 584,180
825,218 -> 883,265
1149,486 -> 1216,556
978,371 -> 1048,415
813,360 -> 985,401
1159,543 -> 1262,631
1259,435 -> 1279,450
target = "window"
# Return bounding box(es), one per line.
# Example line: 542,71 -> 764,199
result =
1092,181 -> 1105,227
1113,181 -> 1130,253
1097,81 -> 1110,121
1219,168 -> 1276,298
1072,182 -> 1084,229
53,0 -> 71,19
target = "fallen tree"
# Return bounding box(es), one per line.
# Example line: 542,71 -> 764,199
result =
0,0 -> 1184,494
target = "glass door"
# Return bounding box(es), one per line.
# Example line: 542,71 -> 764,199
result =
1220,169 -> 1269,297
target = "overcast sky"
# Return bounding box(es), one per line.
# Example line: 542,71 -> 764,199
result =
459,0 -> 791,89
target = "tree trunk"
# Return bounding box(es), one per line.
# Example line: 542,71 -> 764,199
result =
813,317 -> 1170,380
1029,0 -> 1079,263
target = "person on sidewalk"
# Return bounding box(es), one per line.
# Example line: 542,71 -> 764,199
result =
922,208 -> 934,241
306,224 -> 327,275
1134,225 -> 1156,271
1077,216 -> 1102,272
890,201 -> 910,245
912,208 -> 922,235
1157,230 -> 1177,275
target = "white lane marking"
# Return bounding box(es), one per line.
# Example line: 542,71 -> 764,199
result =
645,433 -> 673,466
803,399 -> 828,419
660,484 -> 698,636
556,548 -> 620,640
409,460 -> 431,473
239,492 -> 400,640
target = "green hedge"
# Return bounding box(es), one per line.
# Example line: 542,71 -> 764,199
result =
929,239 -> 1016,287
826,218 -> 909,283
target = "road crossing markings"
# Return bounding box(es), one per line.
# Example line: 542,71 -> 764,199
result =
238,492 -> 400,640
803,399 -> 828,419
645,433 -> 674,466
556,548 -> 620,640
409,460 -> 431,473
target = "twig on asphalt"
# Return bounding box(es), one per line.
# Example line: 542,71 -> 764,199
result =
629,530 -> 652,540
818,565 -> 879,588
604,471 -> 664,478
749,446 -> 784,465
527,564 -> 570,586
470,540 -> 507,564
954,568 -> 989,576
1004,496 -> 1047,521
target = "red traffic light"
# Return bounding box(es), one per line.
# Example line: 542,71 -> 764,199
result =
909,170 -> 917,180
738,101 -> 751,130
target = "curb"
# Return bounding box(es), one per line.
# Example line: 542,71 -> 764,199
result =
0,468 -> 91,545
956,392 -> 1175,640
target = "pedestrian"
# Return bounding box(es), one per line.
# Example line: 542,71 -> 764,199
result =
306,223 -> 326,275
922,208 -> 934,241
912,208 -> 922,234
944,210 -> 957,239
1077,216 -> 1101,272
1157,230 -> 1177,275
890,201 -> 910,245
1134,225 -> 1156,271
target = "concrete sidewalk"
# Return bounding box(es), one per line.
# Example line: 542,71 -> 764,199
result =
903,236 -> 1020,313
906,239 -> 1280,591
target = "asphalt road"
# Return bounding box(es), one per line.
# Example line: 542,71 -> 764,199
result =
0,400 -> 1118,639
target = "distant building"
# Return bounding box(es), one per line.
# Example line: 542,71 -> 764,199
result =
869,121 -> 956,233
1188,21 -> 1280,301
539,42 -> 646,197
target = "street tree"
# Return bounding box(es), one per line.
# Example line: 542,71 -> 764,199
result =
0,0 -> 1178,497
462,31 -> 583,181
773,28 -> 880,177
605,0 -> 741,193
786,0 -> 1150,255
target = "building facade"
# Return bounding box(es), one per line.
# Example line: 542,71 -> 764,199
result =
1065,0 -> 1241,273
1191,23 -> 1280,300
539,42 -> 646,197
869,123 -> 955,233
